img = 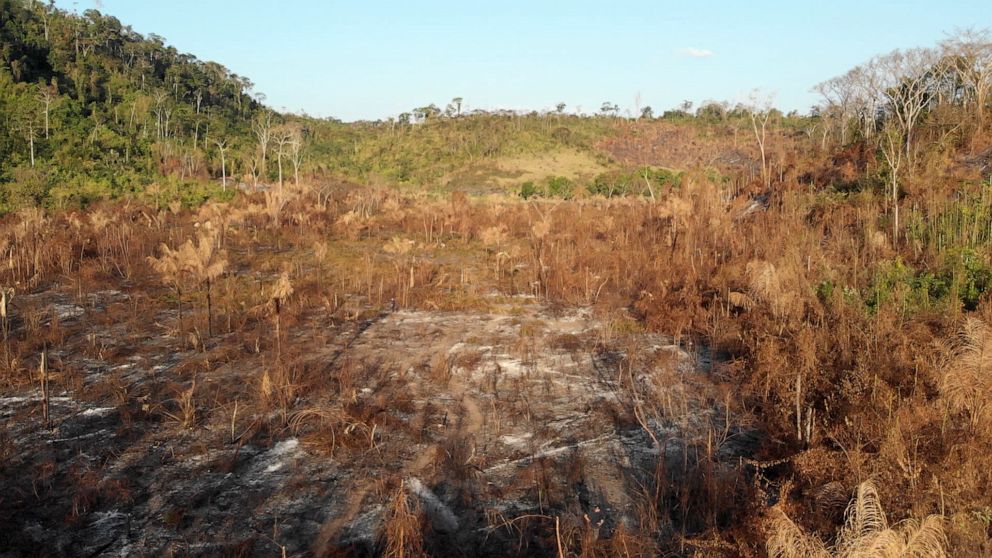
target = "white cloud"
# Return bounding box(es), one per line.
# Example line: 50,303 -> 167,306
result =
679,47 -> 715,58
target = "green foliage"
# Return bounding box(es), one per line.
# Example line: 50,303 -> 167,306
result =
867,183 -> 992,313
815,279 -> 835,302
168,179 -> 236,208
587,167 -> 682,198
544,175 -> 574,198
867,250 -> 992,312
3,165 -> 50,209
867,258 -> 939,311
946,249 -> 992,310
519,181 -> 538,200
518,176 -> 574,199
0,0 -> 262,212
309,113 -> 615,187
905,181 -> 992,251
516,167 -> 684,200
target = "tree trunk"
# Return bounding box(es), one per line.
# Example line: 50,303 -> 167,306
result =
206,279 -> 213,338
1,292 -> 9,371
893,175 -> 900,241
177,287 -> 184,348
274,300 -> 282,360
40,347 -> 50,429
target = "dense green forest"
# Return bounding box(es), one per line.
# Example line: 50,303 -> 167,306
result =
0,0 -> 275,209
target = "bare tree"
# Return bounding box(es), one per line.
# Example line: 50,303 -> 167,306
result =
246,152 -> 260,188
215,139 -> 229,191
288,131 -> 304,187
274,129 -> 292,192
848,64 -> 884,140
813,72 -> 857,145
37,82 -> 57,139
23,118 -> 37,167
880,122 -> 904,239
150,90 -> 175,140
941,29 -> 992,129
744,90 -> 775,188
252,110 -> 273,176
872,48 -> 945,164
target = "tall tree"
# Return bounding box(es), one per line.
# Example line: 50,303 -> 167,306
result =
214,139 -> 229,190
941,29 -> 992,129
873,48 -> 945,164
252,110 -> 273,176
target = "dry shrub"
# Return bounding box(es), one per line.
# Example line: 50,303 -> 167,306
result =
746,259 -> 807,322
767,480 -> 947,558
767,507 -> 831,558
940,317 -> 992,432
381,481 -> 428,558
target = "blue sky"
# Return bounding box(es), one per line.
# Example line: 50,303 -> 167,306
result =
56,1 -> 992,121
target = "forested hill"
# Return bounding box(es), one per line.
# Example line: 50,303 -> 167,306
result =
0,0 -> 264,210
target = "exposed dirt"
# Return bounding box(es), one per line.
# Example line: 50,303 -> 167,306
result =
442,149 -> 610,193
596,122 -> 758,175
1,293 -> 758,557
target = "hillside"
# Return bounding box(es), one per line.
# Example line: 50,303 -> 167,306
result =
0,1 -> 801,211
0,0 -> 268,210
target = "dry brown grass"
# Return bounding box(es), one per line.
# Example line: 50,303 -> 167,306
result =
940,317 -> 992,433
381,481 -> 428,558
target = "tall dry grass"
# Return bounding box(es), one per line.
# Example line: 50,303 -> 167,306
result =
768,480 -> 947,558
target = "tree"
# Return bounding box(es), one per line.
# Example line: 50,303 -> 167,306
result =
0,1 -> 265,211
813,71 -> 858,145
555,102 -> 566,114
288,129 -> 304,187
36,81 -> 57,139
152,90 -> 171,139
214,139 -> 229,191
252,110 -> 273,176
941,29 -> 992,129
11,88 -> 40,168
21,116 -> 37,168
880,122 -> 904,239
744,90 -> 775,188
273,125 -> 303,191
640,106 -> 654,119
450,96 -> 463,117
600,101 -> 619,117
872,47 -> 945,164
696,101 -> 727,121
413,104 -> 441,122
